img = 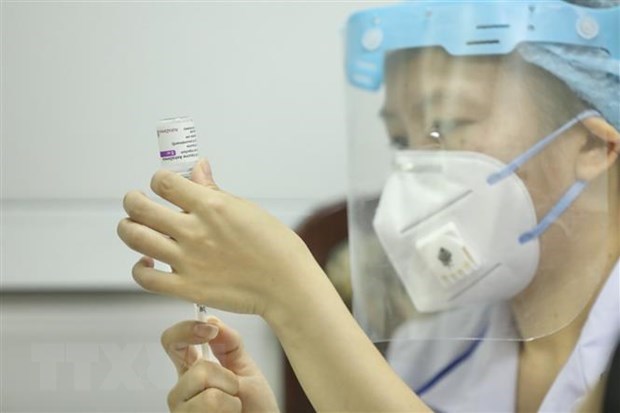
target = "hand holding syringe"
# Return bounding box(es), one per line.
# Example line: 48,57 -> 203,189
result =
157,116 -> 214,361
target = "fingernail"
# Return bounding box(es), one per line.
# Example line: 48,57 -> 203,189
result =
140,256 -> 154,267
200,159 -> 210,176
194,323 -> 219,340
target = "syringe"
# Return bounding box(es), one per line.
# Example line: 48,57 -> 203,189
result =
195,304 -> 215,360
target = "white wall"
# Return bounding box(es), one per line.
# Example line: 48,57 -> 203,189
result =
1,1 -> 389,411
1,292 -> 283,413
1,0 -> 371,290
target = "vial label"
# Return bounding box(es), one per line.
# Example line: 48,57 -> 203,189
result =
157,117 -> 199,177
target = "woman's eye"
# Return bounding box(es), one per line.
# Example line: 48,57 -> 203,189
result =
390,135 -> 409,149
428,119 -> 472,140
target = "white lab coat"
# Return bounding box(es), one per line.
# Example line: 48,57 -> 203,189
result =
387,260 -> 620,412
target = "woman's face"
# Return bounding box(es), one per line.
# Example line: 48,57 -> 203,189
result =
381,47 -> 590,233
381,47 -> 614,337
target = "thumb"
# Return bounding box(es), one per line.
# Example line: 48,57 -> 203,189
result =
207,317 -> 260,376
190,158 -> 219,189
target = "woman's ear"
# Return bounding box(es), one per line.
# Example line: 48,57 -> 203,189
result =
576,116 -> 620,181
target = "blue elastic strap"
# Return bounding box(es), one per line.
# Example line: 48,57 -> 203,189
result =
519,179 -> 588,244
484,109 -> 597,244
487,109 -> 601,185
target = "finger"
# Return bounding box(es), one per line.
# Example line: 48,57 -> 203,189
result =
206,317 -> 257,375
177,388 -> 242,413
161,320 -> 220,376
167,360 -> 239,409
122,190 -> 191,239
117,218 -> 182,265
190,158 -> 219,189
151,168 -> 210,212
131,257 -> 184,296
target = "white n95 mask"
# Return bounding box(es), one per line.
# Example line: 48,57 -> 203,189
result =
372,150 -> 540,312
372,110 -> 600,313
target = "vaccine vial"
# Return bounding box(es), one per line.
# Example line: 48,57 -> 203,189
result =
156,117 -> 199,178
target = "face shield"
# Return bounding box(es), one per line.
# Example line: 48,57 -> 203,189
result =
345,1 -> 619,343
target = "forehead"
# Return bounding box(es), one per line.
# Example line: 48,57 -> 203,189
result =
380,47 -> 553,158
383,47 -> 515,109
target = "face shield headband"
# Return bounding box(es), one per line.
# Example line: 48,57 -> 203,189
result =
345,1 -> 619,91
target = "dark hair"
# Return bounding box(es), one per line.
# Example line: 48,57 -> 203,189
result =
517,58 -> 589,131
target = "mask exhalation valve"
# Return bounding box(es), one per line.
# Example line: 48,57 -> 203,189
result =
415,222 -> 481,287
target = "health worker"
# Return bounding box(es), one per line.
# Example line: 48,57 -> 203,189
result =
118,1 -> 620,411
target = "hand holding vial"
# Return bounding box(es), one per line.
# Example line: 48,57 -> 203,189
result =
118,156 -> 318,319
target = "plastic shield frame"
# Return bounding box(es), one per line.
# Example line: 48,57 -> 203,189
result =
345,0 -> 618,345
346,0 -> 619,91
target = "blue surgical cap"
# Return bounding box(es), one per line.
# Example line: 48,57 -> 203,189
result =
519,0 -> 620,130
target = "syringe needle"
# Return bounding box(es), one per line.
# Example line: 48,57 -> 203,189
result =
195,304 -> 215,360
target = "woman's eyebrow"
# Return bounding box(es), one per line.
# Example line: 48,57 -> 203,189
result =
414,90 -> 446,111
414,89 -> 486,115
379,88 -> 485,121
378,92 -> 448,120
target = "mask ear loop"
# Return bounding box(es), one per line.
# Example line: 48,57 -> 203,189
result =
487,109 -> 601,185
518,180 -> 587,244
484,109 -> 601,244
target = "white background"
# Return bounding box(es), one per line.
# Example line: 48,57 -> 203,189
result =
1,0 -> 376,291
1,1 -> 390,411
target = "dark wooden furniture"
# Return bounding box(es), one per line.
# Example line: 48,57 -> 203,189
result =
283,200 -> 348,413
